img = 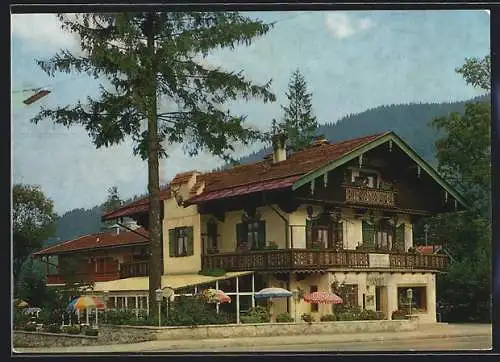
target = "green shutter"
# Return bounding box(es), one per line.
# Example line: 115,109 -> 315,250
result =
186,227 -> 194,256
258,220 -> 266,248
394,224 -> 405,252
337,221 -> 344,249
362,220 -> 375,247
168,228 -> 176,257
306,219 -> 312,248
236,223 -> 243,247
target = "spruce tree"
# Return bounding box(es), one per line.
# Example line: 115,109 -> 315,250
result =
31,12 -> 275,318
280,69 -> 318,151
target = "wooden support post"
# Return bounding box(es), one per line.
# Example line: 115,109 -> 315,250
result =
251,273 -> 256,308
236,276 -> 240,324
215,280 -> 220,314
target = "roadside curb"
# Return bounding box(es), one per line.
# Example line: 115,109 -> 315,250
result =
14,328 -> 492,353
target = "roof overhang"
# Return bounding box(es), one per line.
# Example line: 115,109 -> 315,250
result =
291,132 -> 469,210
91,271 -> 253,293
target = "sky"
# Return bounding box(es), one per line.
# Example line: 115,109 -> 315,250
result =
11,10 -> 490,215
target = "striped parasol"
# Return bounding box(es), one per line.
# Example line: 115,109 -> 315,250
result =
67,295 -> 106,311
303,291 -> 343,304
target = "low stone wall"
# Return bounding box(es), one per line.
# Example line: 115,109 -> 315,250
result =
13,326 -> 157,348
13,331 -> 98,348
154,320 -> 418,340
14,321 -> 417,348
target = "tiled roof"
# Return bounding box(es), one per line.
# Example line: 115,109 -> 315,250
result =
415,245 -> 443,254
34,228 -> 149,255
103,132 -> 387,219
103,187 -> 171,220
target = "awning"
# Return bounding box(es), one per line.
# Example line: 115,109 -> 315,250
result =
91,271 -> 253,293
185,175 -> 301,205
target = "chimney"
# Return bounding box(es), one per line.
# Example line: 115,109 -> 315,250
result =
311,135 -> 329,147
271,133 -> 287,163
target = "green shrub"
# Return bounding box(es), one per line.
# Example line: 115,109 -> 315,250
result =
358,309 -> 379,320
301,313 -> 314,323
276,313 -> 294,323
198,268 -> 226,277
375,311 -> 386,320
84,328 -> 99,336
13,309 -> 30,329
392,310 -> 409,320
240,315 -> 264,324
336,311 -> 358,321
164,296 -> 231,326
62,325 -> 81,334
320,314 -> 337,322
24,323 -> 37,332
241,306 -> 271,324
44,323 -> 61,333
105,309 -> 136,325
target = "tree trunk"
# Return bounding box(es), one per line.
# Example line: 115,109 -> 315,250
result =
145,12 -> 162,320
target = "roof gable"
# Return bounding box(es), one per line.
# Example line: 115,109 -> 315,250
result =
292,132 -> 468,209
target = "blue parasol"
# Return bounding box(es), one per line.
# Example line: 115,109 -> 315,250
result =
254,287 -> 293,299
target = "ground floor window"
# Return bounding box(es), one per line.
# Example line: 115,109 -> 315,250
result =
116,297 -> 125,309
397,286 -> 427,312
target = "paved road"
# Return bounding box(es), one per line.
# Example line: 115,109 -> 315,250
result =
149,335 -> 491,352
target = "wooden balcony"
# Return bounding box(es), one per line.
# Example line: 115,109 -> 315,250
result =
120,261 -> 149,279
47,271 -> 120,284
202,249 -> 448,272
344,185 -> 395,207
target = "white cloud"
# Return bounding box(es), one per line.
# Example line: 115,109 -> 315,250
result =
11,14 -> 80,54
324,13 -> 375,39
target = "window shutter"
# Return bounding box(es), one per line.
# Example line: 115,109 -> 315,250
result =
168,229 -> 176,257
362,220 -> 374,247
306,219 -> 312,248
236,223 -> 243,247
258,220 -> 266,248
394,224 -> 405,252
185,227 -> 194,256
337,221 -> 344,250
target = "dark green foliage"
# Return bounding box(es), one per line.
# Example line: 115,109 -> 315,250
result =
101,186 -> 124,229
391,310 -> 409,320
105,309 -> 137,325
416,56 -> 491,323
240,306 -> 271,324
16,256 -> 47,308
276,68 -> 318,151
84,328 -> 99,336
275,313 -> 294,323
13,184 -> 58,282
320,314 -> 337,322
62,325 -> 81,334
235,94 -> 489,166
24,323 -> 37,332
358,309 -> 381,320
164,296 -> 231,326
198,268 -> 226,277
301,313 -> 314,323
43,323 -> 62,333
14,310 -> 31,329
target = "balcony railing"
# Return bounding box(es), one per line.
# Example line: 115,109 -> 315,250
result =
46,271 -> 120,284
202,249 -> 447,272
344,185 -> 395,207
120,261 -> 149,279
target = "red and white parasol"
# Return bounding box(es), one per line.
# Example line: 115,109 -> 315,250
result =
303,291 -> 343,304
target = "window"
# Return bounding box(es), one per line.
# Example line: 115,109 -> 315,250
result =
352,170 -> 378,188
236,220 -> 266,250
310,285 -> 319,312
306,214 -> 343,250
206,220 -> 218,252
397,287 -> 427,312
376,220 -> 394,250
168,227 -> 194,257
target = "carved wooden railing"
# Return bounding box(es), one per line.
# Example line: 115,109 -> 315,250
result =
119,261 -> 149,278
46,271 -> 120,284
344,185 -> 395,207
202,249 -> 448,272
202,249 -> 370,272
389,253 -> 448,270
